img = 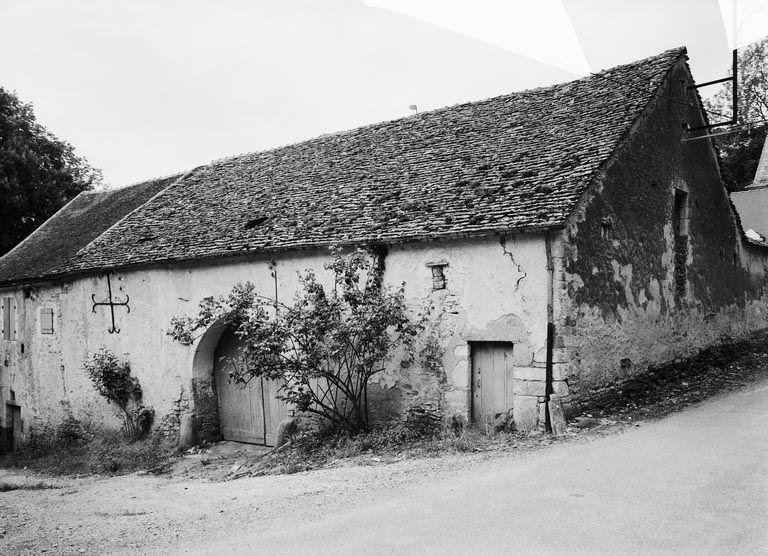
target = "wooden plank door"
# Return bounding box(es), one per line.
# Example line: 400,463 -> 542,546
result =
214,328 -> 266,444
262,378 -> 289,446
471,342 -> 514,426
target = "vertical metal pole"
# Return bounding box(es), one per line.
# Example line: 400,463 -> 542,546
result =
105,274 -> 117,334
732,48 -> 738,124
732,0 -> 738,124
544,231 -> 555,432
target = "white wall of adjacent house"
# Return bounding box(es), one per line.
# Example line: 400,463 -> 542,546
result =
0,234 -> 550,440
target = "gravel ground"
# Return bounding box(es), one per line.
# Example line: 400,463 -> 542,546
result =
2,333 -> 767,555
1,439 -> 575,555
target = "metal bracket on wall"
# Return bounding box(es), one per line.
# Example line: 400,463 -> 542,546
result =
686,48 -> 738,134
91,273 -> 130,334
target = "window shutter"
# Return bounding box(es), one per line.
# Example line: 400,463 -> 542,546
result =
1,298 -> 10,341
41,308 -> 54,334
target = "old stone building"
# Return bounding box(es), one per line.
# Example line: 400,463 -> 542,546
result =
2,47 -> 767,449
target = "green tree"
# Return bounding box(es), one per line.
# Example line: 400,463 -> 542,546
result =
704,37 -> 768,191
168,250 -> 422,433
0,87 -> 102,256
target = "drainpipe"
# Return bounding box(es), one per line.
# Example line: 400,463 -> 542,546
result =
544,230 -> 555,432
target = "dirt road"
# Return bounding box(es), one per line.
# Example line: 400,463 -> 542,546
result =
2,379 -> 767,555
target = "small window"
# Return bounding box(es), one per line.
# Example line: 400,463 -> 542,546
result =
431,266 -> 446,290
600,217 -> 613,239
2,297 -> 16,341
673,189 -> 689,237
40,308 -> 54,334
426,261 -> 448,291
672,189 -> 689,297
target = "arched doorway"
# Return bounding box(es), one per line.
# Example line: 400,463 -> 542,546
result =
191,321 -> 288,446
212,327 -> 288,445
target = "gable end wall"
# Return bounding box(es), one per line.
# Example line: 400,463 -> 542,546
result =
553,59 -> 768,413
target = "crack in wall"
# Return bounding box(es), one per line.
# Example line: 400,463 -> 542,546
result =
499,235 -> 527,291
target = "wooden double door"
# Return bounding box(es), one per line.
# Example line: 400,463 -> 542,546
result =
214,328 -> 288,446
471,342 -> 515,426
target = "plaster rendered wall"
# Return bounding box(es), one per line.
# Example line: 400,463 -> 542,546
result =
0,234 -> 549,442
555,59 -> 768,413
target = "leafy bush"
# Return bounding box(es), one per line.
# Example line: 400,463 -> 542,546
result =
84,348 -> 153,439
169,249 -> 423,433
15,422 -> 58,459
55,413 -> 89,446
132,406 -> 155,439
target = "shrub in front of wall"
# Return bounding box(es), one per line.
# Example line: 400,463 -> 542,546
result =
84,348 -> 154,440
168,248 -> 424,434
55,413 -> 89,446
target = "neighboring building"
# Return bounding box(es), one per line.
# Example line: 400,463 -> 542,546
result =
731,133 -> 768,239
2,47 -> 767,450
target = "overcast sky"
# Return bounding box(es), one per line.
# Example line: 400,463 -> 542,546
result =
1,0 -> 766,188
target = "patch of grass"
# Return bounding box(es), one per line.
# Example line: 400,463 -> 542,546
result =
84,431 -> 177,474
243,423 -> 547,477
1,425 -> 176,476
0,481 -> 60,492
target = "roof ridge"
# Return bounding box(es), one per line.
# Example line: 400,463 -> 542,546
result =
110,171 -> 187,191
206,47 -> 687,170
2,47 -> 691,284
71,172 -> 191,262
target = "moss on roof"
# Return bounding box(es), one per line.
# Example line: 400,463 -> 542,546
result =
0,48 -> 687,285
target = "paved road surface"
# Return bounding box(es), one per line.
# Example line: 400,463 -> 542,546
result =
190,381 -> 768,555
3,380 -> 767,555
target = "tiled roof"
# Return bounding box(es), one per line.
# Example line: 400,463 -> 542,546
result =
0,176 -> 178,286
731,187 -> 768,239
1,48 -> 686,284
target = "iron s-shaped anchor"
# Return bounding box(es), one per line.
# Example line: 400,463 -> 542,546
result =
91,273 -> 130,334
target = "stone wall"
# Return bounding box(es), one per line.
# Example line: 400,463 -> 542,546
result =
553,58 -> 768,414
0,234 -> 551,440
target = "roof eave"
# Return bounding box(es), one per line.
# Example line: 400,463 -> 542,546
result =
0,222 -> 564,288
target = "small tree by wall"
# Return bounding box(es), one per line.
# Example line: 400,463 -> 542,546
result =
168,249 -> 423,433
84,348 -> 153,439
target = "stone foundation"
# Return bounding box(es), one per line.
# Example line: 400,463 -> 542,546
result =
191,377 -> 220,441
